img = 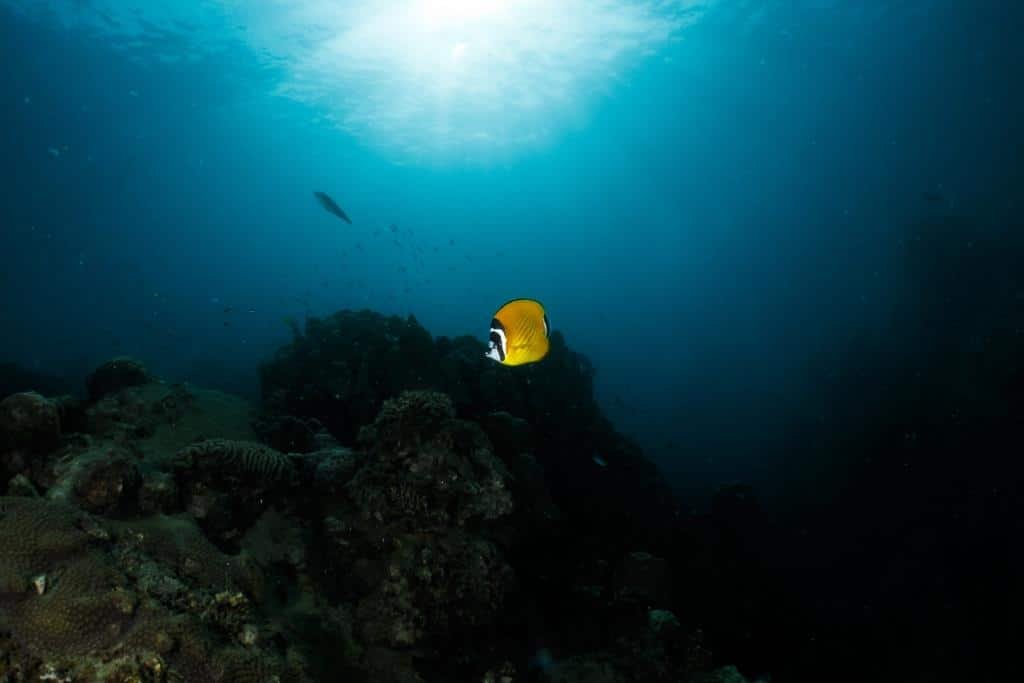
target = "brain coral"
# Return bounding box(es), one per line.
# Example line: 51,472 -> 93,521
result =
177,438 -> 296,484
8,554 -> 135,656
0,497 -> 90,594
0,497 -> 139,659
0,498 -> 299,681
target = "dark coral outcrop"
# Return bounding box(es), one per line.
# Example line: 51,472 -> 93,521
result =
260,310 -> 678,555
85,357 -> 151,402
0,361 -> 307,681
0,391 -> 61,454
0,326 -> 752,682
253,309 -> 717,680
305,391 -> 517,678
260,310 -> 438,444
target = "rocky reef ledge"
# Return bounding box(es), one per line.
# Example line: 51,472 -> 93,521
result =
0,311 -> 756,683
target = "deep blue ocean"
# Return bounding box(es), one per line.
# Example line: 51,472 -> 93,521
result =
1,2 -> 1021,681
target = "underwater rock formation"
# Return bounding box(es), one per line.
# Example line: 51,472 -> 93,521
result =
305,391 -> 517,677
0,496 -> 287,681
47,443 -> 141,515
261,310 -> 678,552
257,311 -> 723,679
85,357 -> 151,402
0,391 -> 61,454
260,310 -> 438,445
348,390 -> 514,529
0,363 -> 302,681
0,341 -> 755,682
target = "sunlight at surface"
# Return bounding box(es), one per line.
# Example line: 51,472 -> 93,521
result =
2,0 -> 713,163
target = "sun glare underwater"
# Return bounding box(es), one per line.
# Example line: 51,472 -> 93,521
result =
6,0 -> 711,163
1,1 -> 1022,682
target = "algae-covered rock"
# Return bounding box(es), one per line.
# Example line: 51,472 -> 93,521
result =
73,450 -> 141,515
260,310 -> 438,445
86,357 -> 151,401
352,532 -> 513,649
691,665 -> 750,683
0,391 -> 61,454
6,473 -> 39,498
111,513 -> 259,596
137,470 -> 178,515
86,381 -> 257,462
46,444 -> 140,516
306,447 -> 359,494
303,390 -> 518,679
347,391 -> 512,530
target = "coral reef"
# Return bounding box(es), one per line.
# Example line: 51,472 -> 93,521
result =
0,494 -> 293,682
0,315 -> 754,682
260,310 -> 438,444
255,311 -> 716,680
348,391 -> 513,529
260,310 -> 679,564
299,391 -> 518,679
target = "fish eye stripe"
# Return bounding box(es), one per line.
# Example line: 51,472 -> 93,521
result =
489,329 -> 507,361
543,314 -> 550,337
490,317 -> 504,331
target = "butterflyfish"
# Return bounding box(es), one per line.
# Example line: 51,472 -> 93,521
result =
313,191 -> 352,224
486,299 -> 550,366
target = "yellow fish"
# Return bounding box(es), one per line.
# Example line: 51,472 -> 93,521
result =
486,299 -> 550,366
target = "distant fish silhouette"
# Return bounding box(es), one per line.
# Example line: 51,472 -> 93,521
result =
314,191 -> 352,224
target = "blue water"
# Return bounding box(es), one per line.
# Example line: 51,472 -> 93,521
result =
1,0 -> 1019,511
